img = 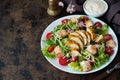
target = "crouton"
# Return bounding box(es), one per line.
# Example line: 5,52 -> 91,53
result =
85,19 -> 93,27
87,45 -> 97,55
80,61 -> 92,72
71,17 -> 78,23
106,39 -> 116,48
54,46 -> 63,58
59,30 -> 68,38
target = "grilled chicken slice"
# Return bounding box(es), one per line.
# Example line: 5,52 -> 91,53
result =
87,45 -> 97,55
70,32 -> 79,36
85,19 -> 93,27
66,40 -> 80,49
69,32 -> 84,43
106,39 -> 116,48
80,60 -> 92,72
87,27 -> 96,40
69,35 -> 84,49
76,30 -> 88,45
70,49 -> 81,58
85,32 -> 91,44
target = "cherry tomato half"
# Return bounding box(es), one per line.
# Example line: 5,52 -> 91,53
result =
59,56 -> 69,66
105,47 -> 114,55
48,45 -> 55,52
94,22 -> 102,28
89,61 -> 94,66
104,34 -> 113,41
82,16 -> 88,21
62,19 -> 69,24
46,32 -> 53,40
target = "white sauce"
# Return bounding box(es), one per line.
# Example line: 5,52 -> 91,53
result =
84,0 -> 108,15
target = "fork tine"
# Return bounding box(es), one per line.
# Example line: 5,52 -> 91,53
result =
114,62 -> 120,69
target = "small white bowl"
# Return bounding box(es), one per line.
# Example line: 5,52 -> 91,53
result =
83,0 -> 108,17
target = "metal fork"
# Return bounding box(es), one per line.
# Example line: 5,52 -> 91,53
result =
106,62 -> 120,74
93,62 -> 120,80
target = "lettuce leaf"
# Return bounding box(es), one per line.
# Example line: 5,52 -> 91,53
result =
68,62 -> 82,71
95,24 -> 108,35
94,42 -> 109,69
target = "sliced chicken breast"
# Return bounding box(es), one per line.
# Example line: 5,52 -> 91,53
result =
85,32 -> 91,44
69,35 -> 84,49
87,27 -> 96,40
66,40 -> 80,49
69,32 -> 84,43
70,32 -> 79,36
76,30 -> 88,45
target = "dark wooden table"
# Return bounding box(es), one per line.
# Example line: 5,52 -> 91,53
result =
0,0 -> 120,80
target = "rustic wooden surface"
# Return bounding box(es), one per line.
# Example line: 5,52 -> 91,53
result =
0,0 -> 120,80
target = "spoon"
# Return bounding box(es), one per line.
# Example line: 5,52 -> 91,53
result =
92,62 -> 120,80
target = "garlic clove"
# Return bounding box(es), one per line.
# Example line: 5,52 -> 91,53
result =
66,1 -> 76,14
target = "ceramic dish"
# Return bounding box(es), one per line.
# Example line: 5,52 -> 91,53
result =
41,15 -> 118,74
83,0 -> 108,17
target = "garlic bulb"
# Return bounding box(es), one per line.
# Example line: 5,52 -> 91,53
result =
66,1 -> 76,14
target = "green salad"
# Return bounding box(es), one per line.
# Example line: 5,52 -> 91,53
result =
41,16 -> 116,72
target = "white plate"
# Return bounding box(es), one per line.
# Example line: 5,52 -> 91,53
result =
41,15 -> 118,74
